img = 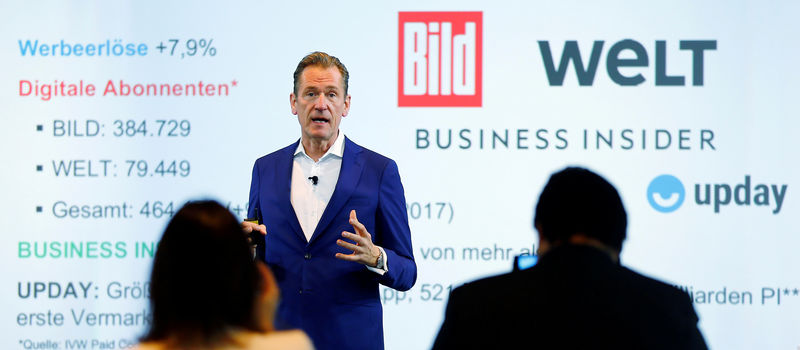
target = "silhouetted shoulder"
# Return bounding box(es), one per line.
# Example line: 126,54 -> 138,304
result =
618,266 -> 699,320
445,270 -> 533,319
451,271 -> 523,298
620,266 -> 690,298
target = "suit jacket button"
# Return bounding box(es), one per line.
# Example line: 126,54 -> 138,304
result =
304,253 -> 311,259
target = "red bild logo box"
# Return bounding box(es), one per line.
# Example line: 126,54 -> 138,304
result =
398,12 -> 483,107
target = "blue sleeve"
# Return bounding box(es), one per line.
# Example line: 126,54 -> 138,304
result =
375,159 -> 417,291
247,160 -> 260,220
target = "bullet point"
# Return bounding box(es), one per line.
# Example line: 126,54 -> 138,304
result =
36,125 -> 43,131
36,206 -> 42,213
36,165 -> 43,171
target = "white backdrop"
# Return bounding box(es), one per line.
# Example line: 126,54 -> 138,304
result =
1,1 -> 798,349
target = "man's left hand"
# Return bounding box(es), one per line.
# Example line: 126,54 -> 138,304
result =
335,210 -> 381,267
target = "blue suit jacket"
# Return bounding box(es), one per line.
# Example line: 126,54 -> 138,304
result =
248,137 -> 417,350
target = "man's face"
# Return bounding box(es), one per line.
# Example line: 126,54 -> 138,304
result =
290,65 -> 350,144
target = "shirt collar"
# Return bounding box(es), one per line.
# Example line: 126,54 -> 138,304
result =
294,130 -> 346,160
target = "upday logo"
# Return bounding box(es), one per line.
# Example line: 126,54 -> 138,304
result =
647,175 -> 788,214
647,175 -> 685,213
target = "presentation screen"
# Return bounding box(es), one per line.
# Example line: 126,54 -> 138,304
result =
1,1 -> 797,349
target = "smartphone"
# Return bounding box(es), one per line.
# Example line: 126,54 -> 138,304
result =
513,254 -> 538,272
245,208 -> 265,260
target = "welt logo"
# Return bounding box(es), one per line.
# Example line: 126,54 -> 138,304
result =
398,11 -> 482,107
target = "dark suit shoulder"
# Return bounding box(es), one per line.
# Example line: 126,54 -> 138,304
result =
617,267 -> 707,349
616,266 -> 701,332
447,271 -> 532,314
435,270 -> 548,349
619,266 -> 693,305
453,271 -> 520,296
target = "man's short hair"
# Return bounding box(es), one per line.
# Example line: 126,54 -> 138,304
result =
534,167 -> 627,252
293,51 -> 350,95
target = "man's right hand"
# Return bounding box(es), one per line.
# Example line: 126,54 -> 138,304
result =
242,221 -> 267,235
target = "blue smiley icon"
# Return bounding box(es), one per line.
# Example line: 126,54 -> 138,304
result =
647,175 -> 685,213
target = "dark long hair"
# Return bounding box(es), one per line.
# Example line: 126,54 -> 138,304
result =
141,200 -> 265,344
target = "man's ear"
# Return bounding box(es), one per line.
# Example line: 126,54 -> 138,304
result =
289,93 -> 298,115
535,222 -> 549,255
342,94 -> 351,117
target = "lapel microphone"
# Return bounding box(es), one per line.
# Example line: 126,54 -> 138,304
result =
308,176 -> 319,185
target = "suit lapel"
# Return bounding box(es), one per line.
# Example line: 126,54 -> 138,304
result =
277,140 -> 307,243
309,137 -> 363,245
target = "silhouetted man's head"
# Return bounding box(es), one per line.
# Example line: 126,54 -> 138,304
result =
534,167 -> 627,252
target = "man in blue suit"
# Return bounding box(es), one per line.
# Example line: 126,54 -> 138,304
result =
243,52 -> 417,350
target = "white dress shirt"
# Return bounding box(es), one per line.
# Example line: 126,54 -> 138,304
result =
291,132 -> 344,241
290,132 -> 387,274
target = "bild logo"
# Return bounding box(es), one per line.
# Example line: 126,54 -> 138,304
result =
648,175 -> 685,213
398,11 -> 482,107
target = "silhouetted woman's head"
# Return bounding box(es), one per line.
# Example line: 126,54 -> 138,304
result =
142,200 -> 275,345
